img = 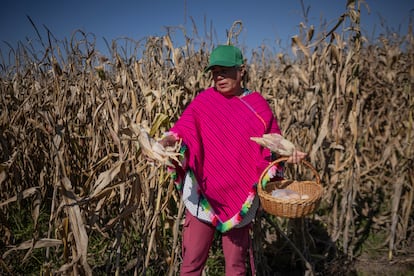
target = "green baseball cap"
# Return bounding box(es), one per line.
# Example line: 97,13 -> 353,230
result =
205,45 -> 244,72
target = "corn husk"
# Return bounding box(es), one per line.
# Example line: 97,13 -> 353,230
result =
251,133 -> 296,156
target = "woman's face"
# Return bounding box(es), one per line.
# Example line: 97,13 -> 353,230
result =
211,66 -> 244,96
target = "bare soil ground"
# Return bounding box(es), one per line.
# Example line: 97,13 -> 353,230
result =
352,254 -> 414,276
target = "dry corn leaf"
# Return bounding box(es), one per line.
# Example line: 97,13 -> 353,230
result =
61,177 -> 92,274
292,35 -> 310,58
0,187 -> 39,207
2,238 -> 63,259
90,161 -> 123,198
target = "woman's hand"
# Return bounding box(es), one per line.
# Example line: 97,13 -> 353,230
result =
159,134 -> 178,147
286,150 -> 307,163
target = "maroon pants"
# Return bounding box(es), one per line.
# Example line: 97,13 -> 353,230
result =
180,210 -> 251,276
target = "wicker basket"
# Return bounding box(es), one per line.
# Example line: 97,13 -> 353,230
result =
257,157 -> 323,218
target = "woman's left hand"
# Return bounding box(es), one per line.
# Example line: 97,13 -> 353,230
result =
286,150 -> 307,163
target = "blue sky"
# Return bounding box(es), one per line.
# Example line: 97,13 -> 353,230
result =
1,0 -> 412,60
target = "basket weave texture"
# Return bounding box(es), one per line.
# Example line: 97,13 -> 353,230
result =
258,157 -> 323,218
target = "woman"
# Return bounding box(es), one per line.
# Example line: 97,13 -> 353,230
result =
157,45 -> 306,275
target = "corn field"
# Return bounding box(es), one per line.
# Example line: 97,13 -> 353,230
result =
0,1 -> 413,275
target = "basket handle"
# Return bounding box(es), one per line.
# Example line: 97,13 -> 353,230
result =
258,157 -> 321,192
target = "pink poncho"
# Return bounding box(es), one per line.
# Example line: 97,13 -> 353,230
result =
170,87 -> 281,231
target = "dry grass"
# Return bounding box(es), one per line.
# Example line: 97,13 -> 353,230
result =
0,1 -> 413,275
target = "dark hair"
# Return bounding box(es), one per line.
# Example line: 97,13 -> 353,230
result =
241,65 -> 249,87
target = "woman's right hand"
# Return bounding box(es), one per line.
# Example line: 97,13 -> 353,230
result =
286,150 -> 307,163
159,134 -> 178,147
